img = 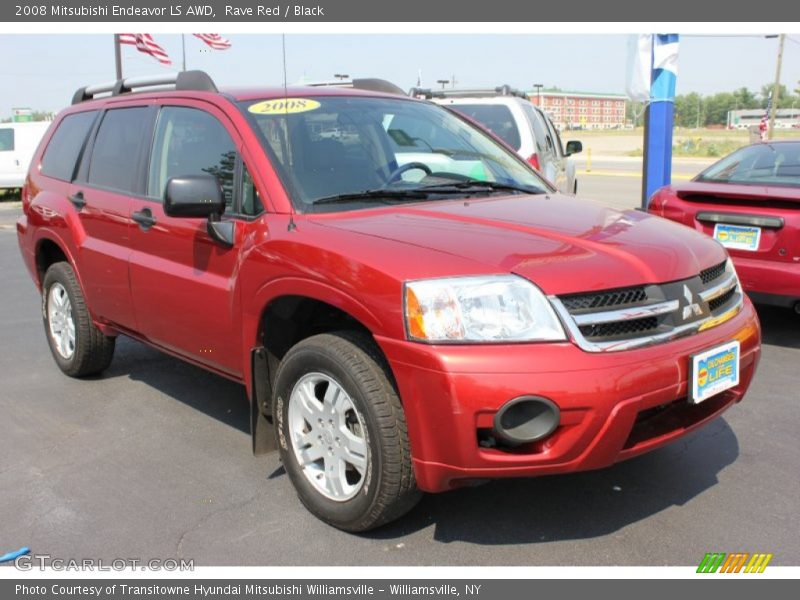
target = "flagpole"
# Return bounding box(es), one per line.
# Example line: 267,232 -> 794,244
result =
181,34 -> 186,71
114,34 -> 122,80
767,34 -> 785,140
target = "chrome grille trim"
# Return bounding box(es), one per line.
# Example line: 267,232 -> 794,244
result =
699,272 -> 737,303
550,259 -> 744,353
551,294 -> 744,353
572,300 -> 680,326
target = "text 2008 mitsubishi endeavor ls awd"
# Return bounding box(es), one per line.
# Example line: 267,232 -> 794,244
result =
17,72 -> 761,531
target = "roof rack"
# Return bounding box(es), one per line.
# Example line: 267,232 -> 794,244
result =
72,70 -> 218,105
408,85 -> 530,101
305,78 -> 406,96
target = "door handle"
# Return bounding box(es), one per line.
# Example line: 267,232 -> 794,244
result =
69,191 -> 86,211
132,207 -> 156,230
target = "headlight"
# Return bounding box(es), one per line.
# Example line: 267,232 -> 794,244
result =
404,275 -> 566,343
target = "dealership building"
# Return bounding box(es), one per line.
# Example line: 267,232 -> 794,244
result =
529,89 -> 628,129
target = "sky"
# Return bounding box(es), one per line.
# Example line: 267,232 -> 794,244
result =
1,33 -> 799,118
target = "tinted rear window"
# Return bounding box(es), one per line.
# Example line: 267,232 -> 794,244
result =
41,112 -> 97,181
451,104 -> 521,151
0,128 -> 14,152
88,108 -> 150,193
696,142 -> 800,186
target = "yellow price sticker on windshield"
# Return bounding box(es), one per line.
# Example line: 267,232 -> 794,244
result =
248,98 -> 321,115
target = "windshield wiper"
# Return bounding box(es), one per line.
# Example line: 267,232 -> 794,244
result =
310,188 -> 429,206
416,181 -> 544,195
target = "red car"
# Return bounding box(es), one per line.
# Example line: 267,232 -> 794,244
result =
649,141 -> 800,313
17,71 -> 761,531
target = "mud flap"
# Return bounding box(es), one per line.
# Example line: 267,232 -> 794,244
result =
251,346 -> 278,455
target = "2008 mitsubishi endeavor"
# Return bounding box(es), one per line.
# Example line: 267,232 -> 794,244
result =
17,71 -> 761,531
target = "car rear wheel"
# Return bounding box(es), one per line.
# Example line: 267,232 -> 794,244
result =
42,262 -> 115,377
274,331 -> 420,531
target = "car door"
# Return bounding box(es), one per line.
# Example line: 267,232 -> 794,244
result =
72,106 -> 153,329
542,113 -> 570,193
128,102 -> 263,378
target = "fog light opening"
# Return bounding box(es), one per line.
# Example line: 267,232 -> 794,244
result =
493,396 -> 560,445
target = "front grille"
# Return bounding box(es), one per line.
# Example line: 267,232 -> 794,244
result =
561,287 -> 647,311
579,316 -> 659,340
700,260 -> 726,285
552,259 -> 743,352
708,286 -> 737,312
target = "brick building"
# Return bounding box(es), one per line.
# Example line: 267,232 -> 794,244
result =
530,90 -> 627,130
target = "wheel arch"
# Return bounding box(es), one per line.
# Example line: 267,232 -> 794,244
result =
245,279 -> 395,456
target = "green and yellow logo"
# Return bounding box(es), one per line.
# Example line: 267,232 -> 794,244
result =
697,552 -> 773,573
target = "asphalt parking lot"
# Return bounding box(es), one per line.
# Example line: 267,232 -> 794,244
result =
1,194 -> 798,567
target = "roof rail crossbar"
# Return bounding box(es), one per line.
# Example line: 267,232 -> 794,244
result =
72,70 -> 217,105
305,77 -> 406,96
408,85 -> 530,101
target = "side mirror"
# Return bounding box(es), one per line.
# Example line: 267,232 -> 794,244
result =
565,140 -> 583,156
164,175 -> 233,247
164,175 -> 225,218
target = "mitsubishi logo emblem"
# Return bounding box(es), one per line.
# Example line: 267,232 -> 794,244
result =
682,284 -> 704,320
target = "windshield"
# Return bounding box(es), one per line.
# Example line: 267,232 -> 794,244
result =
695,142 -> 800,187
239,96 -> 550,212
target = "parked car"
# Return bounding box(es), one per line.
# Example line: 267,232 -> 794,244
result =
18,71 -> 760,531
416,86 -> 582,194
0,121 -> 51,190
648,141 -> 800,314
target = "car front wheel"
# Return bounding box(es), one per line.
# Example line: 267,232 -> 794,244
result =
274,331 -> 420,531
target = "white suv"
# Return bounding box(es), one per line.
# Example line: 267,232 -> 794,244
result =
420,86 -> 582,194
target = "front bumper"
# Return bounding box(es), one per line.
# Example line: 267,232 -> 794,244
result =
376,298 -> 761,493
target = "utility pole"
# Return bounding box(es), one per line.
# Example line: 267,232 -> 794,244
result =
181,34 -> 186,72
451,74 -> 457,89
696,95 -> 701,129
768,34 -> 785,140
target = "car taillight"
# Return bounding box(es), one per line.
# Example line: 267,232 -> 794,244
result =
527,153 -> 541,171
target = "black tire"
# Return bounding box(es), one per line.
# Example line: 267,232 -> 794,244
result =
273,331 -> 420,532
42,262 -> 115,377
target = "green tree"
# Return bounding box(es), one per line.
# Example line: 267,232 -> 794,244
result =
674,92 -> 704,128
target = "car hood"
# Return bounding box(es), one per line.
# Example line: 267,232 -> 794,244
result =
312,194 -> 726,296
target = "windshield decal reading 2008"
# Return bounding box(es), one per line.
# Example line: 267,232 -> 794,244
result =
248,98 -> 321,115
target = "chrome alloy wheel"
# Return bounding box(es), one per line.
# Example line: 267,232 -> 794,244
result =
287,372 -> 369,501
47,282 -> 76,360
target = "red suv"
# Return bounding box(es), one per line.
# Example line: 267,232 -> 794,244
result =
17,71 -> 761,531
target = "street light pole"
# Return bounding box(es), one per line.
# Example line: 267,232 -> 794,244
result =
533,83 -> 543,106
767,34 -> 785,140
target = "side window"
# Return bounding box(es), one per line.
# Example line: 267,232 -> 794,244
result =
522,104 -> 553,157
545,116 -> 564,158
147,106 -> 236,210
87,108 -> 150,192
40,111 -> 97,181
0,128 -> 14,152
241,165 -> 264,217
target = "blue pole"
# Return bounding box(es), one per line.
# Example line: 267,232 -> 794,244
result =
642,34 -> 678,209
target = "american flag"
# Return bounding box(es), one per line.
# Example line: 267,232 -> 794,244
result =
760,92 -> 773,140
193,34 -> 232,50
118,34 -> 172,65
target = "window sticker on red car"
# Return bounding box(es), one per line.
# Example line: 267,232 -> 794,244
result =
248,98 -> 321,115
